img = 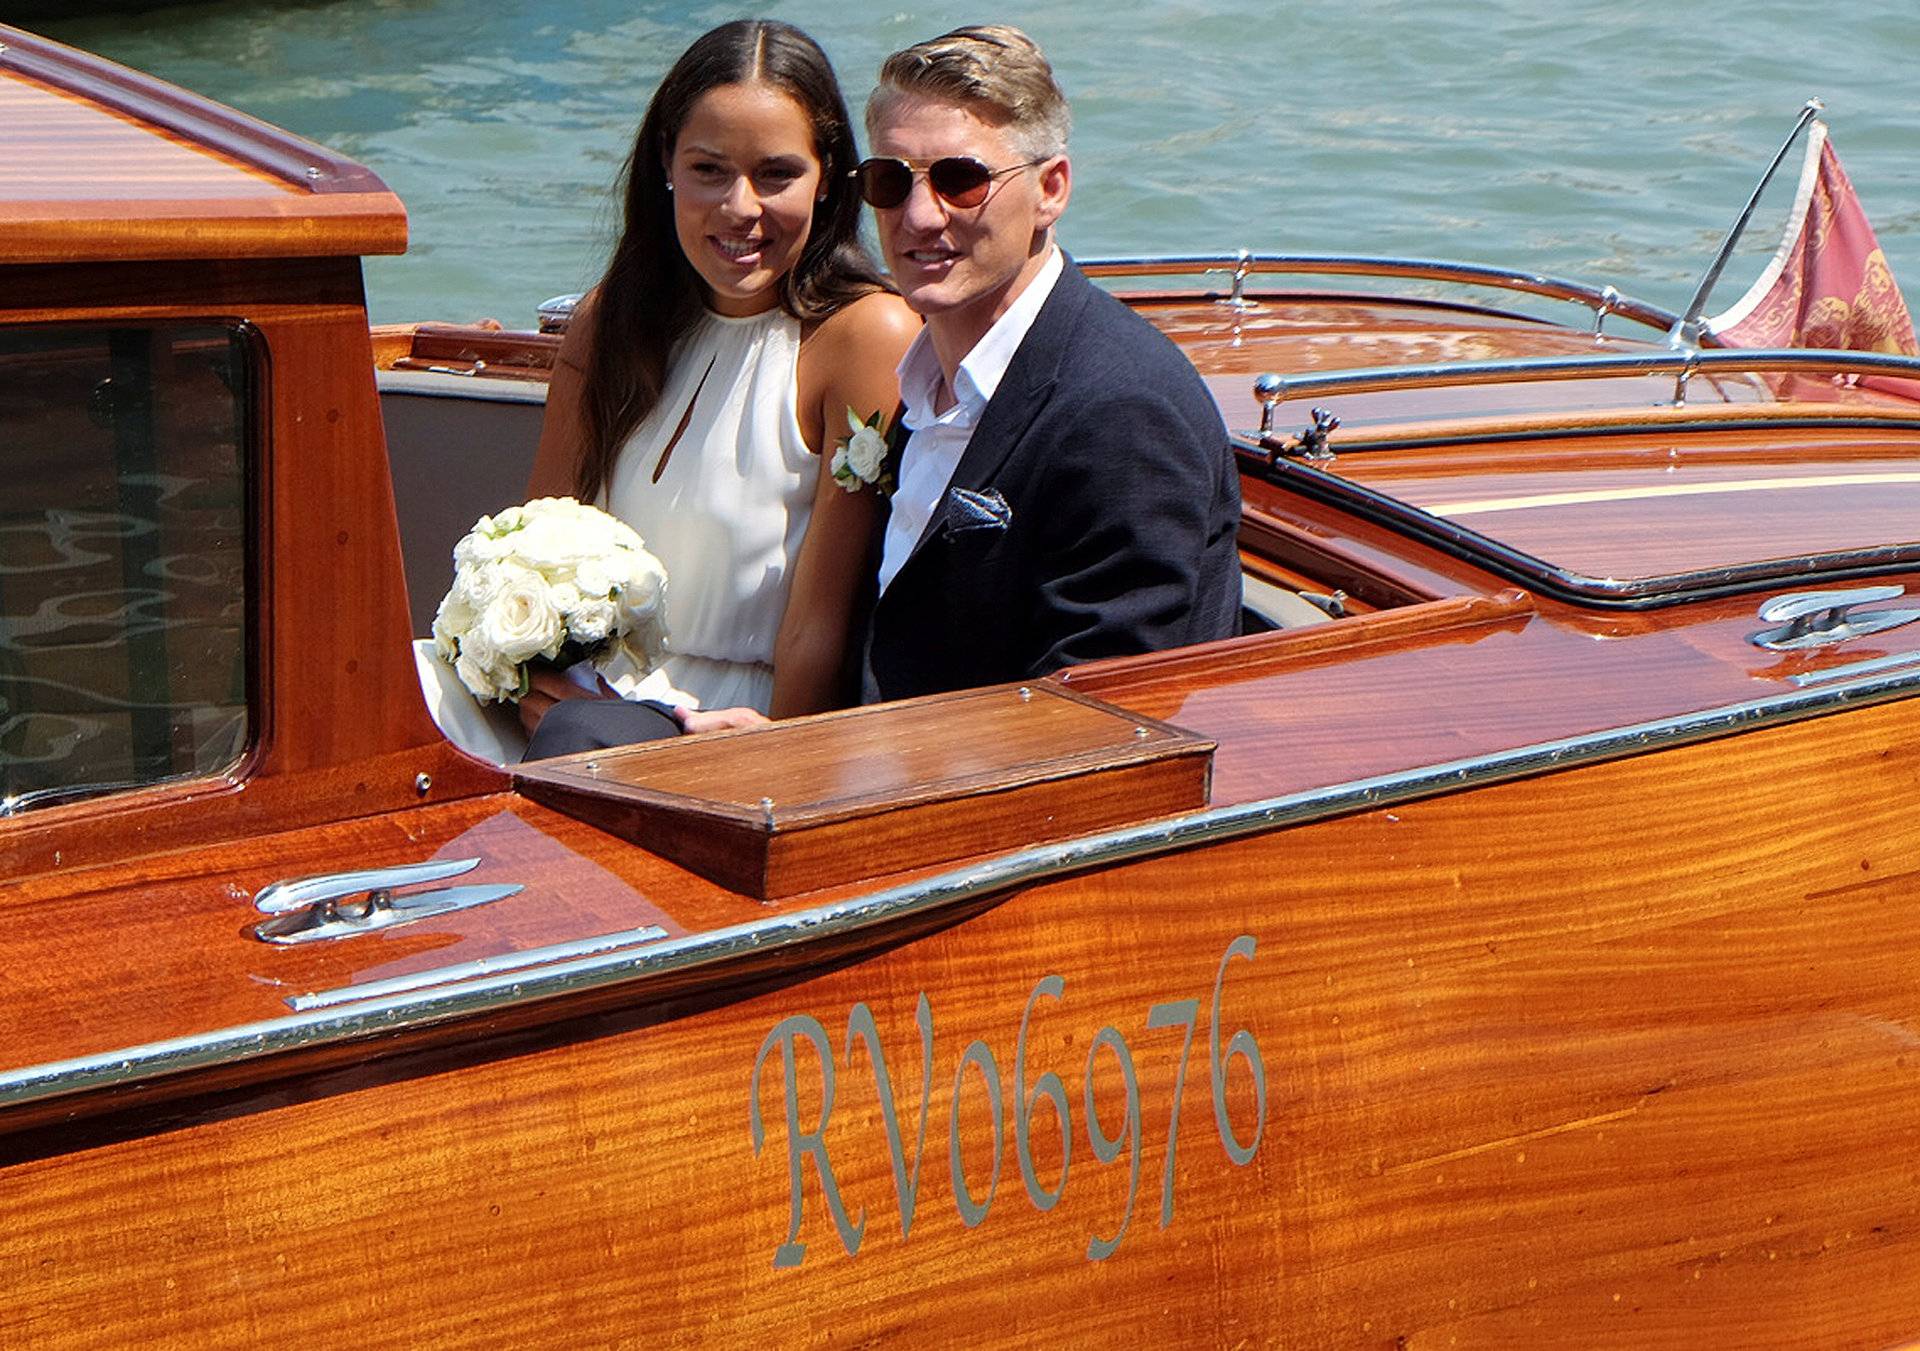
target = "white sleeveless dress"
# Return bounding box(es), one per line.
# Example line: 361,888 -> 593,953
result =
595,307 -> 814,713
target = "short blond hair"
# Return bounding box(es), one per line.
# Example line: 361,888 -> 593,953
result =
868,25 -> 1070,161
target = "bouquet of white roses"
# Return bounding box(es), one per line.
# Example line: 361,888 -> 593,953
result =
432,497 -> 669,704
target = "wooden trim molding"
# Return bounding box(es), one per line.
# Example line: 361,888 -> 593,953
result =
0,194 -> 409,262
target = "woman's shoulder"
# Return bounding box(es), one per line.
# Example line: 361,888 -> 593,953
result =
794,290 -> 919,441
806,290 -> 921,363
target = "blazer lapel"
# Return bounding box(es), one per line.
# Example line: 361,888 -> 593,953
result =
946,259 -> 1089,495
857,405 -> 911,701
892,258 -> 1093,578
878,400 -> 909,525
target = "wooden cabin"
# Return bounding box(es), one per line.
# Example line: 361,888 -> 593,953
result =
9,23 -> 1920,1348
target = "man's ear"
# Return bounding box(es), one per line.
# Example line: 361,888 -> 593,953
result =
1033,154 -> 1072,233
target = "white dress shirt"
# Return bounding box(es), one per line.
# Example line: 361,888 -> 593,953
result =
877,246 -> 1065,594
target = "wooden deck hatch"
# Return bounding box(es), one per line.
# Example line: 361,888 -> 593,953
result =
513,684 -> 1215,899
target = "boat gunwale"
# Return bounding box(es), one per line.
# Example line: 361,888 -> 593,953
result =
6,656 -> 1920,1123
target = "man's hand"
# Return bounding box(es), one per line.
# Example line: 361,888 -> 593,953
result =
674,705 -> 770,735
516,665 -> 617,737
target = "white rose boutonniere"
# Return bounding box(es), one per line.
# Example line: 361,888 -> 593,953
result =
830,407 -> 895,496
433,496 -> 670,704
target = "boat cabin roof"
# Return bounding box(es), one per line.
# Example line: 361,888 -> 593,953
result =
0,24 -> 405,264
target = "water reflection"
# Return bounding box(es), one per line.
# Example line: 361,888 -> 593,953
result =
0,325 -> 248,799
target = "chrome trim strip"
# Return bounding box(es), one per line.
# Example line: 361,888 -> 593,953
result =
1787,650 -> 1920,688
287,924 -> 670,1011
1076,253 -> 1682,333
6,664 -> 1920,1114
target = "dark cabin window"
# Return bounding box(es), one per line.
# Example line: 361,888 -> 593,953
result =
0,324 -> 251,812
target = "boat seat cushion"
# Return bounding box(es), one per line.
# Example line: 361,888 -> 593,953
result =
1241,573 -> 1333,629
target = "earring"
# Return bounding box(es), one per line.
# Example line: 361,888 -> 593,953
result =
665,180 -> 675,193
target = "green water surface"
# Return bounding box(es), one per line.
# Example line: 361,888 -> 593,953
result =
22,0 -> 1920,330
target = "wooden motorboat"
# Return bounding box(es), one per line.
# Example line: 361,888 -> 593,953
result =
10,22 -> 1920,1348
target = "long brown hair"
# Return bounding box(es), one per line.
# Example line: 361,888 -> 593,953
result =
573,20 -> 888,501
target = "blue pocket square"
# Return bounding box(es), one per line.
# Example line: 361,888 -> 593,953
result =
943,486 -> 1012,534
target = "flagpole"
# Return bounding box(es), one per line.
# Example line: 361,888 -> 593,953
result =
1668,98 -> 1825,350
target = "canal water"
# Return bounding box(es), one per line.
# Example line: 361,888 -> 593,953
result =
27,0 -> 1920,330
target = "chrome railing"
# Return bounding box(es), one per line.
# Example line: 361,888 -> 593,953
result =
1077,252 -> 1682,337
1247,347 -> 1920,418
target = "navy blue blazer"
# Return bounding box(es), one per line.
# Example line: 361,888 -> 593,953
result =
865,259 -> 1242,703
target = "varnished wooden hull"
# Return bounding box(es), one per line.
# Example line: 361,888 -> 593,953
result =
12,275 -> 1920,1347
10,693 -> 1920,1347
15,30 -> 1920,1343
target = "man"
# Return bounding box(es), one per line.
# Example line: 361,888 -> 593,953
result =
856,25 -> 1242,703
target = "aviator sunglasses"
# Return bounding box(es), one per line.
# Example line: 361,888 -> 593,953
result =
851,155 -> 1049,210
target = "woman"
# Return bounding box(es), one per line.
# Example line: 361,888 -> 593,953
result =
521,20 -> 917,755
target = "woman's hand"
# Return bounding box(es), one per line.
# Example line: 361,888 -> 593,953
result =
673,705 -> 770,735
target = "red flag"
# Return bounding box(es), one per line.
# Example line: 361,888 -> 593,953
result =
1708,122 -> 1920,400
